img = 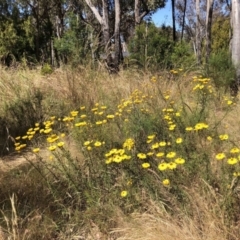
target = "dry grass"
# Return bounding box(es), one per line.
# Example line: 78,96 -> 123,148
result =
0,66 -> 240,240
113,186 -> 238,240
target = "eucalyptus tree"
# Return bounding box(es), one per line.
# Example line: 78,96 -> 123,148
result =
84,0 -> 166,72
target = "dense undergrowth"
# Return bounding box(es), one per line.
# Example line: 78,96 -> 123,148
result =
0,66 -> 240,239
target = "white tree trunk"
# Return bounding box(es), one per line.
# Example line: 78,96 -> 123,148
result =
230,0 -> 240,95
195,0 -> 201,64
231,0 -> 240,73
113,0 -> 121,70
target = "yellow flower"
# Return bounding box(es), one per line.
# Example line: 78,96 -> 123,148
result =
15,146 -> 21,151
106,114 -> 115,119
113,156 -> 122,163
233,172 -> 240,177
75,121 -> 87,127
162,179 -> 170,186
121,190 -> 128,197
156,152 -> 164,157
70,111 -> 78,117
33,148 -> 40,153
159,141 -> 167,147
123,138 -> 135,150
185,127 -> 193,131
84,141 -> 91,146
176,138 -> 183,144
215,153 -> 226,160
230,147 -> 240,154
96,121 -> 103,125
227,157 -> 238,165
142,162 -> 150,168
151,143 -> 159,149
167,162 -> 177,170
57,142 -> 64,147
48,145 -> 57,151
158,163 -> 168,171
166,152 -> 176,158
105,158 -> 112,164
219,134 -> 229,140
169,124 -> 176,131
175,158 -> 185,164
15,136 -> 21,140
22,135 -> 28,140
137,153 -> 147,159
44,128 -> 52,134
227,100 -> 233,105
80,114 -> 87,118
147,135 -> 155,140
194,123 -> 208,130
91,107 -> 98,112
94,141 -> 102,147
207,136 -> 212,141
147,152 -> 154,156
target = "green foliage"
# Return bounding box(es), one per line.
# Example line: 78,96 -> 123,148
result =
211,16 -> 230,54
41,63 -> 53,75
128,23 -> 195,71
204,50 -> 235,89
129,23 -> 174,70
54,13 -> 92,66
170,41 -> 195,68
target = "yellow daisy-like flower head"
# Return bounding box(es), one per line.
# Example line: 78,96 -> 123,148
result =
94,141 -> 102,147
156,152 -> 164,158
137,153 -> 147,159
106,114 -> 115,119
230,147 -> 240,154
57,142 -> 64,147
162,179 -> 170,186
167,162 -> 177,170
48,145 -> 57,151
227,157 -> 238,165
120,190 -> 128,197
176,138 -> 183,144
158,163 -> 168,171
175,158 -> 185,164
151,143 -> 159,149
166,152 -> 176,158
142,162 -> 150,168
147,135 -> 155,140
123,138 -> 135,150
147,152 -> 154,156
33,148 -> 40,153
215,153 -> 226,160
219,134 -> 229,141
207,136 -> 213,141
159,141 -> 167,147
